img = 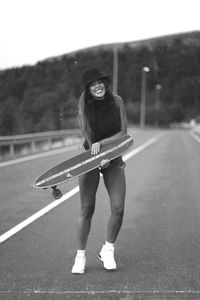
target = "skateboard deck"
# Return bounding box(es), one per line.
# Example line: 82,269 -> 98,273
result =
33,134 -> 133,199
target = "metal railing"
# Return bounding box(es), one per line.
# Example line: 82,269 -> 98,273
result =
0,129 -> 81,159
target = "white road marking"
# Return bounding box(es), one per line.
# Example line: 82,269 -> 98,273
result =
0,186 -> 79,244
123,134 -> 164,161
0,133 -> 164,244
0,290 -> 199,295
0,144 -> 80,168
190,131 -> 200,144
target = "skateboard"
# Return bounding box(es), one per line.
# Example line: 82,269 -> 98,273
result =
33,134 -> 133,199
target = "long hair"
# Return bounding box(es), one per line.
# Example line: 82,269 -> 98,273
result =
78,90 -> 92,146
78,79 -> 116,146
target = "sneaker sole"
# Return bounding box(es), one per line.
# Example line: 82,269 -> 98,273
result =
98,254 -> 117,270
71,266 -> 87,274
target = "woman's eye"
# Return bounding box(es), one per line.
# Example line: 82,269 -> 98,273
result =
90,80 -> 103,88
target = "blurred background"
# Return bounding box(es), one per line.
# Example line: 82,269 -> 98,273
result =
1,32 -> 200,134
0,0 -> 200,157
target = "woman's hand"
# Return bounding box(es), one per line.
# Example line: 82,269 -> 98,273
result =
91,142 -> 101,155
100,159 -> 110,169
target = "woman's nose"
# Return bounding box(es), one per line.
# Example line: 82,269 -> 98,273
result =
94,81 -> 100,87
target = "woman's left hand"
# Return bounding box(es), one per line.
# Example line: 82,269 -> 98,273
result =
100,159 -> 110,169
91,142 -> 101,155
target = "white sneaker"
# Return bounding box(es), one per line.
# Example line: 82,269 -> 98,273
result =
98,245 -> 117,270
71,254 -> 86,274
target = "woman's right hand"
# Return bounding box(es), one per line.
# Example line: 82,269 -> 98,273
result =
91,142 -> 101,155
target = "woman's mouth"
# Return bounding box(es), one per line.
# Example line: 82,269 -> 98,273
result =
95,88 -> 103,93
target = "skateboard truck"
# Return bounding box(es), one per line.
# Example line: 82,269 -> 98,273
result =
52,186 -> 62,200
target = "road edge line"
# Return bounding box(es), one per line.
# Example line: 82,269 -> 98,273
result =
0,144 -> 80,168
0,186 -> 79,244
189,131 -> 200,144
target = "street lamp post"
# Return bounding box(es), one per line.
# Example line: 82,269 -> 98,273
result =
140,66 -> 150,128
112,44 -> 118,95
154,84 -> 162,127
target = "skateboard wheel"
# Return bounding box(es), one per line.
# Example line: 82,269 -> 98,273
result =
52,188 -> 62,199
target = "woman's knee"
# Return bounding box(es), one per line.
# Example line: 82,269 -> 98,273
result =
111,205 -> 124,217
81,203 -> 95,219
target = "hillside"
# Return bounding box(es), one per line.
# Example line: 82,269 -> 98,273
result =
0,31 -> 200,135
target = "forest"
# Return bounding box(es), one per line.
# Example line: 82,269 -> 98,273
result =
0,31 -> 200,135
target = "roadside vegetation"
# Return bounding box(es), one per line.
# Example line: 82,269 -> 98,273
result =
0,31 -> 200,135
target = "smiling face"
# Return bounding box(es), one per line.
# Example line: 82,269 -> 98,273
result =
89,80 -> 106,100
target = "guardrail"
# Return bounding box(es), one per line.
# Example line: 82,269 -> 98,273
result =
0,129 -> 81,159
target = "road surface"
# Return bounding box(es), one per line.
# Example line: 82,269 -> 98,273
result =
0,128 -> 200,300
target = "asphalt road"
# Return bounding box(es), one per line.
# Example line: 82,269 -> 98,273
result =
0,128 -> 200,300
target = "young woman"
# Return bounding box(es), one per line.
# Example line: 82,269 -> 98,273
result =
72,68 -> 127,274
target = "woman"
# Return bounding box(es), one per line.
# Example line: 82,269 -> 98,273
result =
72,68 -> 127,274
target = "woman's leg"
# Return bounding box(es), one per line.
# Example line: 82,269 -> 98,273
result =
77,168 -> 100,249
98,159 -> 126,270
103,159 -> 126,243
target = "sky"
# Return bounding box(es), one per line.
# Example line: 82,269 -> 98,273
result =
0,0 -> 199,70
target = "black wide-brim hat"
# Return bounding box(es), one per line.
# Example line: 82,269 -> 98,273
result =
82,68 -> 110,88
